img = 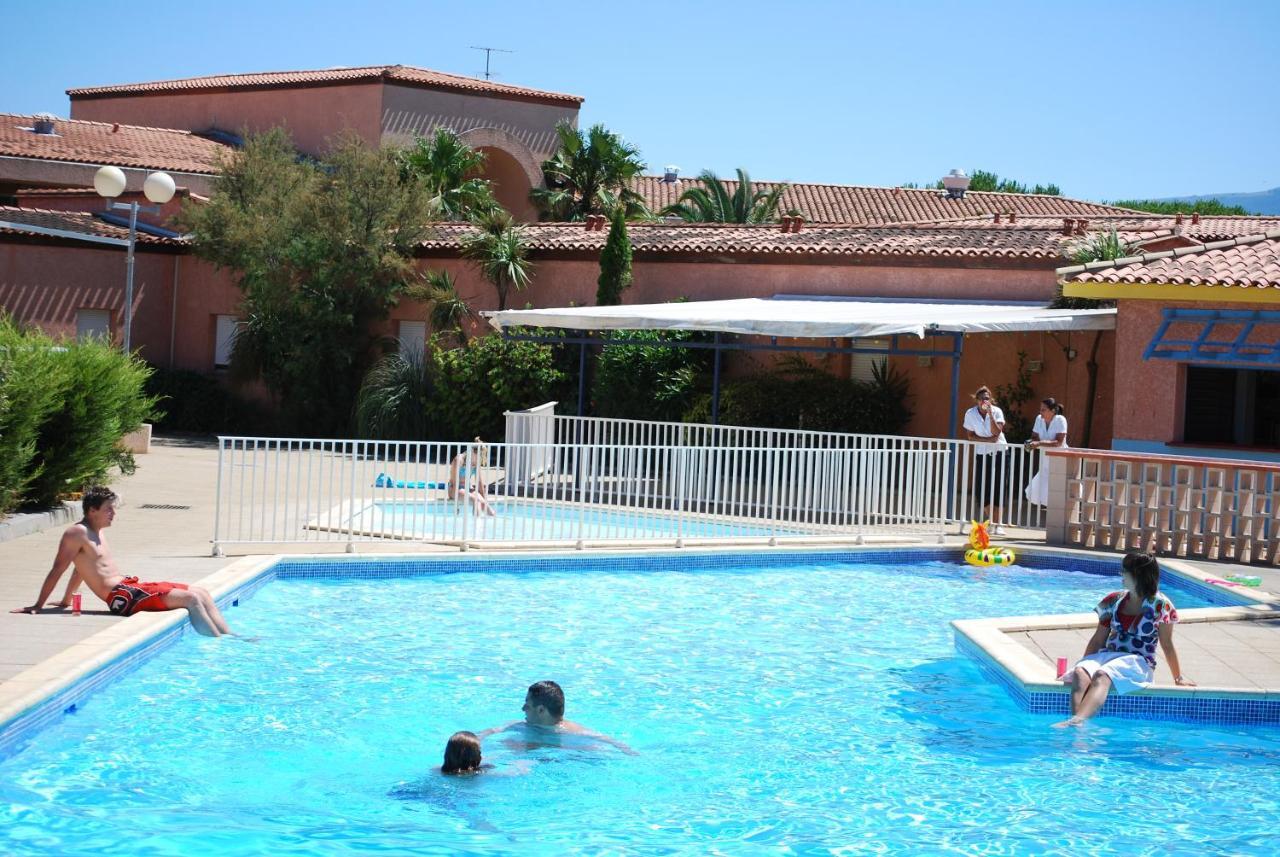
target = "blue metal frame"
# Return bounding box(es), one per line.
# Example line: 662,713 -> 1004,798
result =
1144,308 -> 1280,366
500,329 -> 967,434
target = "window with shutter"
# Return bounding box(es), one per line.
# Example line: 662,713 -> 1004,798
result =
75,309 -> 111,342
398,320 -> 427,360
214,315 -> 240,369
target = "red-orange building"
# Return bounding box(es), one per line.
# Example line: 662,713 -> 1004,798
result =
4,64 -> 1274,451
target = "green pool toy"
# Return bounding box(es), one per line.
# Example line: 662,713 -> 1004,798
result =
1225,575 -> 1262,587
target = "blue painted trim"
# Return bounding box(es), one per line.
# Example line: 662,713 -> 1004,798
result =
1145,308 -> 1280,366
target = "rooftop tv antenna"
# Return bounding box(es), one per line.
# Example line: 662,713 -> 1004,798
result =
470,46 -> 513,80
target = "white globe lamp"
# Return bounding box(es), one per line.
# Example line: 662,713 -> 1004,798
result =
143,171 -> 176,204
94,165 -> 127,198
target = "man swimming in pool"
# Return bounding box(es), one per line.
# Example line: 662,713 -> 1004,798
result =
11,486 -> 237,637
477,680 -> 637,755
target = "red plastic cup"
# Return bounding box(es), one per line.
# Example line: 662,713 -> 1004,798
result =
1056,657 -> 1069,678
71,593 -> 82,616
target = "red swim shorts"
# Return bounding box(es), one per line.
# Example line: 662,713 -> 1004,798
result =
106,577 -> 189,616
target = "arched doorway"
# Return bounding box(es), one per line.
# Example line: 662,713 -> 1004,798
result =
458,127 -> 543,222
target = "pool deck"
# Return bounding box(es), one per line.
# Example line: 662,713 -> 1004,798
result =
2,437 -> 1279,716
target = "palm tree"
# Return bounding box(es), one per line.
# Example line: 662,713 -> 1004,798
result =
424,270 -> 475,343
662,169 -> 788,223
461,209 -> 534,311
531,123 -> 649,221
399,128 -> 498,220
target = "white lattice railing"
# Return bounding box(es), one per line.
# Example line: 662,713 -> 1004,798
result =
1045,449 -> 1280,565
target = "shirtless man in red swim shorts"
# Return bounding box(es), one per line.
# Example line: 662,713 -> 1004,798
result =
11,486 -> 235,637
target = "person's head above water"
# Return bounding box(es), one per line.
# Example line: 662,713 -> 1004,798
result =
441,730 -> 483,774
523,680 -> 565,725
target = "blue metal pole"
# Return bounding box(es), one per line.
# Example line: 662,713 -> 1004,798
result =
711,332 -> 723,425
948,333 -> 963,439
577,342 -> 587,416
947,332 -> 965,525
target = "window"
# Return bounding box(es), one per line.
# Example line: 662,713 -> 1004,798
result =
849,338 -> 889,383
1184,365 -> 1280,447
214,315 -> 241,369
398,320 -> 427,361
75,309 -> 111,342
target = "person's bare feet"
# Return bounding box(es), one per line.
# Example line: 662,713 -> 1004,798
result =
1052,716 -> 1085,729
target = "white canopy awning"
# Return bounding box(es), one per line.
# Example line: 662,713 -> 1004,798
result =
484,298 -> 1116,340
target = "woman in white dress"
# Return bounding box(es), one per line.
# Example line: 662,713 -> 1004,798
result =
1025,398 -> 1068,507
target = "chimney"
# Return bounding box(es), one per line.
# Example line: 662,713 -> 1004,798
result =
1075,218 -> 1090,236
790,215 -> 804,233
1175,212 -> 1184,225
941,169 -> 971,199
780,215 -> 794,232
893,186 -> 901,196
31,112 -> 57,134
662,165 -> 680,183
1191,212 -> 1201,225
994,212 -> 1002,224
584,215 -> 603,231
112,123 -> 120,133
1007,211 -> 1017,223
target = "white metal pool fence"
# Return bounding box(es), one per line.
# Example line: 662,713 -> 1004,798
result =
506,408 -> 1046,530
211,435 -> 955,552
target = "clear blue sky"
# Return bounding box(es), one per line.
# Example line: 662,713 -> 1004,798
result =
3,0 -> 1276,201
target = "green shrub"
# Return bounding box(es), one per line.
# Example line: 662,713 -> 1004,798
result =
591,329 -> 712,422
683,358 -> 913,437
24,338 -> 159,508
0,318 -> 65,512
355,352 -> 434,440
145,367 -> 269,435
425,334 -> 568,441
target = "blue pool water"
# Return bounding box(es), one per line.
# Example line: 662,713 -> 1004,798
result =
2,557 -> 1277,855
354,500 -> 805,539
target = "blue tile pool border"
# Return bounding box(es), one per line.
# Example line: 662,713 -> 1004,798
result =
0,545 -> 1269,759
954,630 -> 1280,725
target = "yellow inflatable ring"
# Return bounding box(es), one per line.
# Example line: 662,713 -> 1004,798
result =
965,547 -> 1016,567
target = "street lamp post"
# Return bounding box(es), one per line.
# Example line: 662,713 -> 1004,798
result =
94,166 -> 176,353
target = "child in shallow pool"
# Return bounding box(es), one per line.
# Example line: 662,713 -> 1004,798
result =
1055,552 -> 1195,727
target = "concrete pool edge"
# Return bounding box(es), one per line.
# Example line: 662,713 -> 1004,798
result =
0,554 -> 278,757
2,544 -> 1274,755
951,551 -> 1280,723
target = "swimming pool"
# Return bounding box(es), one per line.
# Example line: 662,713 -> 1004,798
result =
2,552 -> 1276,854
332,499 -> 811,541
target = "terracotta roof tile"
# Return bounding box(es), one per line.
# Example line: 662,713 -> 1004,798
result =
67,64 -> 583,105
633,176 -> 1141,226
0,113 -> 227,174
0,206 -> 181,245
420,221 -> 1081,260
1058,229 -> 1280,289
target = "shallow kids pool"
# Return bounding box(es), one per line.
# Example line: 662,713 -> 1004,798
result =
1,552 -> 1276,855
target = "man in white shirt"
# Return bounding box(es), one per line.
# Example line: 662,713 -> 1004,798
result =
962,385 -> 1009,535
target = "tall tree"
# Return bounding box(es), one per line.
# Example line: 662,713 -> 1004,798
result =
596,207 -> 633,306
662,169 -> 788,223
461,209 -> 534,311
398,128 -> 499,220
181,129 -> 434,434
531,123 -> 648,221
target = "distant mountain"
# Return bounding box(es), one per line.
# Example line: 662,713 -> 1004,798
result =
1156,187 -> 1280,216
